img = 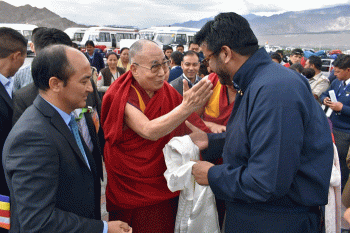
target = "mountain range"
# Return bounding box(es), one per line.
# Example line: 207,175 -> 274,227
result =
0,1 -> 350,35
173,5 -> 350,35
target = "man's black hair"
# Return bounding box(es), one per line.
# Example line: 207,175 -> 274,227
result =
271,53 -> 282,63
32,45 -> 75,90
33,28 -> 72,52
183,50 -> 199,60
194,12 -> 259,56
170,51 -> 183,66
302,68 -> 316,79
176,44 -> 184,49
333,55 -> 350,70
307,55 -> 322,70
0,27 -> 27,58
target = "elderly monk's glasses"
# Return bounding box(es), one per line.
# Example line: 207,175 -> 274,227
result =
133,60 -> 170,73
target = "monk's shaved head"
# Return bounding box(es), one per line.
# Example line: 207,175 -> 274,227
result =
129,39 -> 159,64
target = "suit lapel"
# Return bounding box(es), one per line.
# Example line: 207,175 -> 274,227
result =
33,96 -> 92,170
0,82 -> 13,109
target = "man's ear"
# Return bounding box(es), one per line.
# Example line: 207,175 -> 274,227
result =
221,45 -> 233,64
48,77 -> 64,92
130,64 -> 138,77
11,51 -> 24,61
30,42 -> 35,54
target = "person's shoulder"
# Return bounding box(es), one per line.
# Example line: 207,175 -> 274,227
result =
169,74 -> 184,86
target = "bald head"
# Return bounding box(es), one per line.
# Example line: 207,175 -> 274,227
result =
129,39 -> 160,64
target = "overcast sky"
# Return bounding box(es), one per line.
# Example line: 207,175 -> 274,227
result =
6,0 -> 350,29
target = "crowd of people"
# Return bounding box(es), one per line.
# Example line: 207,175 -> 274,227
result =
0,11 -> 350,233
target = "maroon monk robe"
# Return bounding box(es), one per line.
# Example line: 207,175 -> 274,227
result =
101,71 -> 211,211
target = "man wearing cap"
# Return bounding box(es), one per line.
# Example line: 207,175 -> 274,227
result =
284,48 -> 304,68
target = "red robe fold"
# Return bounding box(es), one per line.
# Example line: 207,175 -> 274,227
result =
101,71 -> 211,210
202,73 -> 234,126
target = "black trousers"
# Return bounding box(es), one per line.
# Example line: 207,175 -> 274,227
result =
333,129 -> 350,192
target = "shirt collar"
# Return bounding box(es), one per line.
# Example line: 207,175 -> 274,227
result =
41,95 -> 71,127
0,72 -> 10,87
345,78 -> 350,86
182,73 -> 200,85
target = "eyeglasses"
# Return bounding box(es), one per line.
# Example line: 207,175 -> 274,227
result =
133,60 -> 170,73
202,49 -> 221,67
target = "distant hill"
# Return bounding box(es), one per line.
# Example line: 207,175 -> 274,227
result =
0,1 -> 86,31
172,5 -> 350,35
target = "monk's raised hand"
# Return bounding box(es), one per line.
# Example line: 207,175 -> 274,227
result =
182,77 -> 213,112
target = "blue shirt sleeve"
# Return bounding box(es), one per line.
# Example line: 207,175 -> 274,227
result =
103,221 -> 108,233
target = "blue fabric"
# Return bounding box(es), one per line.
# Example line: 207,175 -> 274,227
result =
320,78 -> 350,133
85,49 -> 105,73
69,115 -> 91,170
205,48 -> 333,229
168,66 -> 183,83
0,73 -> 13,98
103,221 -> 108,233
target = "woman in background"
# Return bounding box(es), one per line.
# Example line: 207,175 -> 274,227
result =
117,47 -> 131,71
97,52 -> 125,94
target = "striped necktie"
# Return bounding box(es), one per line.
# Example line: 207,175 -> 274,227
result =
69,115 -> 91,170
73,110 -> 94,153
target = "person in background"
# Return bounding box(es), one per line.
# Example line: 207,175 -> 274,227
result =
97,52 -> 125,94
168,51 -> 183,83
101,39 -> 212,233
12,27 -> 73,124
13,27 -> 72,92
304,55 -> 330,101
276,49 -> 286,65
169,50 -> 201,96
84,40 -> 105,73
321,55 -> 350,193
271,52 -> 282,64
188,12 -> 333,232
163,45 -> 173,60
302,68 -> 316,80
117,47 -> 131,71
0,27 -> 27,233
198,62 -> 210,78
188,41 -> 200,53
284,49 -> 304,68
176,44 -> 184,54
290,63 -> 304,74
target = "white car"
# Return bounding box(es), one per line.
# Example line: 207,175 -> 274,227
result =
321,58 -> 334,77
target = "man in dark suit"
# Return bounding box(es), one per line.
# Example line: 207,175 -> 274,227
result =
3,45 -> 130,232
0,27 -> 27,232
169,50 -> 201,96
167,51 -> 183,83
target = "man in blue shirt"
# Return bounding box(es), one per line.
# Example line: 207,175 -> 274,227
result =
321,55 -> 350,192
188,12 -> 333,232
3,45 -> 130,233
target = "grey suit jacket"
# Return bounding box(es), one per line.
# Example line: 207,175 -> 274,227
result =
169,74 -> 201,96
3,95 -> 104,232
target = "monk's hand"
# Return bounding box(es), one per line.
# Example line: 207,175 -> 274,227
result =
182,77 -> 213,113
192,160 -> 214,186
186,121 -> 209,150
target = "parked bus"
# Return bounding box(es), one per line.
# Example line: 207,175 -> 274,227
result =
81,26 -> 138,50
0,23 -> 38,54
64,27 -> 88,45
150,26 -> 200,50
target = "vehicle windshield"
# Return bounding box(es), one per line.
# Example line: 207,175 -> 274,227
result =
22,30 -> 33,41
154,33 -> 187,45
